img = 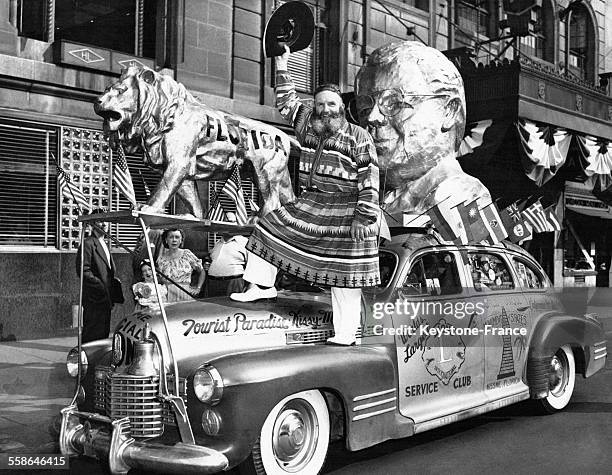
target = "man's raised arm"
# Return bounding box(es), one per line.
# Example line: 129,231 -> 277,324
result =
274,46 -> 310,135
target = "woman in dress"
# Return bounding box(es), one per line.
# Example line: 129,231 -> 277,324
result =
157,228 -> 205,302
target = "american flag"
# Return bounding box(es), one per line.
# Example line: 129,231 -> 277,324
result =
208,201 -> 227,222
51,153 -> 89,211
113,145 -> 136,206
216,165 -> 248,225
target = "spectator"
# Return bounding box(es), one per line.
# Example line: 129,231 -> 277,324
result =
207,213 -> 248,296
156,228 -> 205,302
76,209 -> 124,343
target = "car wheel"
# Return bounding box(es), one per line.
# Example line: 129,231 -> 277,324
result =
538,345 -> 576,413
241,390 -> 330,475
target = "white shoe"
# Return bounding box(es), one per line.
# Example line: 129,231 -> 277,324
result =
230,286 -> 277,302
326,336 -> 356,346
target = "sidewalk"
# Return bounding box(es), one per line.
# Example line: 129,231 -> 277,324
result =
0,337 -> 77,454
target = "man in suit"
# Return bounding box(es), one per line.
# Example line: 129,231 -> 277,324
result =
76,210 -> 124,343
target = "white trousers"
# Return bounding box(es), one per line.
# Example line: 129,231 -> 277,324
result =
243,251 -> 362,342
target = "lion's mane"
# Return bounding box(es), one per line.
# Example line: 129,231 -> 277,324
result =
123,67 -> 192,166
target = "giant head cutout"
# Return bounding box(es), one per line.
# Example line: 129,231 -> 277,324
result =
355,41 -> 490,216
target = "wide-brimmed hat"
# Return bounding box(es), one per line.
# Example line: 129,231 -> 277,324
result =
264,1 -> 315,58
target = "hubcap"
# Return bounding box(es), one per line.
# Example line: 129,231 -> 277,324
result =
549,352 -> 567,397
272,400 -> 318,471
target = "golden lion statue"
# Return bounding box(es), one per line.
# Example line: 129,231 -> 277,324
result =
94,66 -> 296,218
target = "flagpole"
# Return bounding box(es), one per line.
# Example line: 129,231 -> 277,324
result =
138,169 -> 151,199
51,152 -> 84,215
403,194 -> 453,227
380,207 -> 400,224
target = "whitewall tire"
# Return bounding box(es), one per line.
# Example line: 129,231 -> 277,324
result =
245,390 -> 330,475
539,345 -> 576,413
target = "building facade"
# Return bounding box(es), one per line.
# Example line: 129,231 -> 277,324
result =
1,0 -> 610,339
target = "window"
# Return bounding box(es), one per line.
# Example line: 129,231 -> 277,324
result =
513,258 -> 546,289
519,5 -> 543,59
54,0 -> 158,58
18,0 -> 160,59
378,250 -> 399,288
567,3 -> 595,82
518,1 -> 554,63
0,121 -> 58,246
276,0 -> 338,93
400,1 -> 429,12
468,252 -> 514,291
404,252 -> 462,296
456,1 -> 490,37
18,0 -> 47,41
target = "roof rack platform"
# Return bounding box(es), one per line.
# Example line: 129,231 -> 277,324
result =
78,209 -> 254,234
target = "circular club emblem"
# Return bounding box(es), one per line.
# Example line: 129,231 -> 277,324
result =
421,319 -> 466,385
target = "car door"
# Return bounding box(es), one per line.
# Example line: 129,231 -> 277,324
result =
393,248 -> 487,424
468,251 -> 532,401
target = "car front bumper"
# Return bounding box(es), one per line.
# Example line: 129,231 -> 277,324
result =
59,405 -> 228,475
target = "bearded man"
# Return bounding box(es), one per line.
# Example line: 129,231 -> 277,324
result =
231,46 -> 381,346
355,41 -> 490,220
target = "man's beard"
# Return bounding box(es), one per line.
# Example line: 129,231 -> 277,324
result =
311,107 -> 346,136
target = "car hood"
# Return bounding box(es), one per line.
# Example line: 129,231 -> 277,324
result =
113,290 -> 333,374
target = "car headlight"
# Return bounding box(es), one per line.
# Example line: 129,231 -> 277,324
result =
193,366 -> 223,405
66,348 -> 88,378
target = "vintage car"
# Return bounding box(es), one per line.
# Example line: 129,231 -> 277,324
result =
60,215 -> 607,475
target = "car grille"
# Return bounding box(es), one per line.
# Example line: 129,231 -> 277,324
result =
107,373 -> 163,438
94,366 -> 187,437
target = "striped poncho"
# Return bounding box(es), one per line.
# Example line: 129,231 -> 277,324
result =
246,70 -> 381,288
